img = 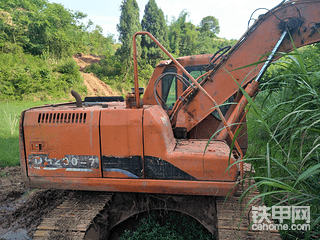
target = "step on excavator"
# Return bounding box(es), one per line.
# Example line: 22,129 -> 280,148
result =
19,0 -> 320,239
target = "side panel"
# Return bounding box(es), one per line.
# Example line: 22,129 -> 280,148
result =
24,109 -> 101,178
143,106 -> 176,156
143,106 -> 204,180
100,109 -> 144,178
143,106 -> 238,181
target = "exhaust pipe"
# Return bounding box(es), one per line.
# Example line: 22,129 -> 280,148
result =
71,90 -> 82,107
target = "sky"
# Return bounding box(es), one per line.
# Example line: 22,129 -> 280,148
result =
50,0 -> 284,41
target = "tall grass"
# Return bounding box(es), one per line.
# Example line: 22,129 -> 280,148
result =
241,44 -> 320,239
0,101 -> 59,167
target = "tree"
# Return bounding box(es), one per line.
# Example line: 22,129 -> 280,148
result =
86,26 -> 115,56
28,3 -> 79,57
0,0 -> 92,58
168,10 -> 198,57
199,16 -> 220,37
141,0 -> 168,65
196,16 -> 234,55
116,0 -> 141,80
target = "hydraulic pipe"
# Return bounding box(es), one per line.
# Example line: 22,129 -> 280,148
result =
255,31 -> 288,83
216,31 -> 288,141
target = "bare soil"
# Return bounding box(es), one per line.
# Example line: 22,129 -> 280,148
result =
73,54 -> 119,97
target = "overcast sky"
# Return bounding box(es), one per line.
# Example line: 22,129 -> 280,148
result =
50,0 -> 283,41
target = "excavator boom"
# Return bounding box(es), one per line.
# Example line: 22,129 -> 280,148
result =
173,0 -> 320,133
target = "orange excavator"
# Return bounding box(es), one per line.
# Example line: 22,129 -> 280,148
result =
19,0 -> 320,239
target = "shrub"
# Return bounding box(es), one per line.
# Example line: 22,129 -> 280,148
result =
120,211 -> 215,240
0,52 -> 86,101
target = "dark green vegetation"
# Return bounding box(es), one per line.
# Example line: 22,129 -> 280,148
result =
0,53 -> 86,100
141,0 -> 168,66
0,0 -> 115,101
243,43 -> 320,239
0,0 -> 235,100
119,211 -> 215,240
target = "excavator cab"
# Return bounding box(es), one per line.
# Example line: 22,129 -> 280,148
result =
144,54 -> 214,110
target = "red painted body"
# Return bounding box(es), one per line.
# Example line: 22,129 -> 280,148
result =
20,102 -> 239,196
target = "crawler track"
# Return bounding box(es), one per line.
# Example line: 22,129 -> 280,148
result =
33,173 -> 282,240
33,192 -> 113,240
217,178 -> 282,239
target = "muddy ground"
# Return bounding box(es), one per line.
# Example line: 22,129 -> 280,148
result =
0,166 -> 72,239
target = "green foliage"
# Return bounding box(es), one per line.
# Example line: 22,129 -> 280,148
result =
0,0 -> 234,102
141,0 -> 168,65
0,0 -> 115,59
242,44 -> 320,239
85,27 -> 116,56
117,0 -> 141,71
0,52 -> 86,101
0,0 -> 116,101
85,55 -> 154,95
166,10 -> 232,58
85,55 -> 122,80
199,16 -> 220,37
120,212 -> 215,240
196,37 -> 237,55
84,0 -> 233,93
168,10 -> 198,57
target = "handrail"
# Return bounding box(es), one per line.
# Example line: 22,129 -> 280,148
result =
132,31 -> 199,108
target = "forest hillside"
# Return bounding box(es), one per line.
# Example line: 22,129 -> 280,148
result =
0,0 -> 236,100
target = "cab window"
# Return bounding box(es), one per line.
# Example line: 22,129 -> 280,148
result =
161,67 -> 177,109
183,65 -> 213,91
183,65 -> 233,120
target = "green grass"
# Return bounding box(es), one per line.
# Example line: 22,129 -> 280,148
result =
0,100 -> 63,167
235,43 -> 320,239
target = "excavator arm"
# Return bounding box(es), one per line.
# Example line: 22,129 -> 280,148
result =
173,0 -> 320,134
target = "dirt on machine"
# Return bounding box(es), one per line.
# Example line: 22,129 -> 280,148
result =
15,1 -> 320,239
